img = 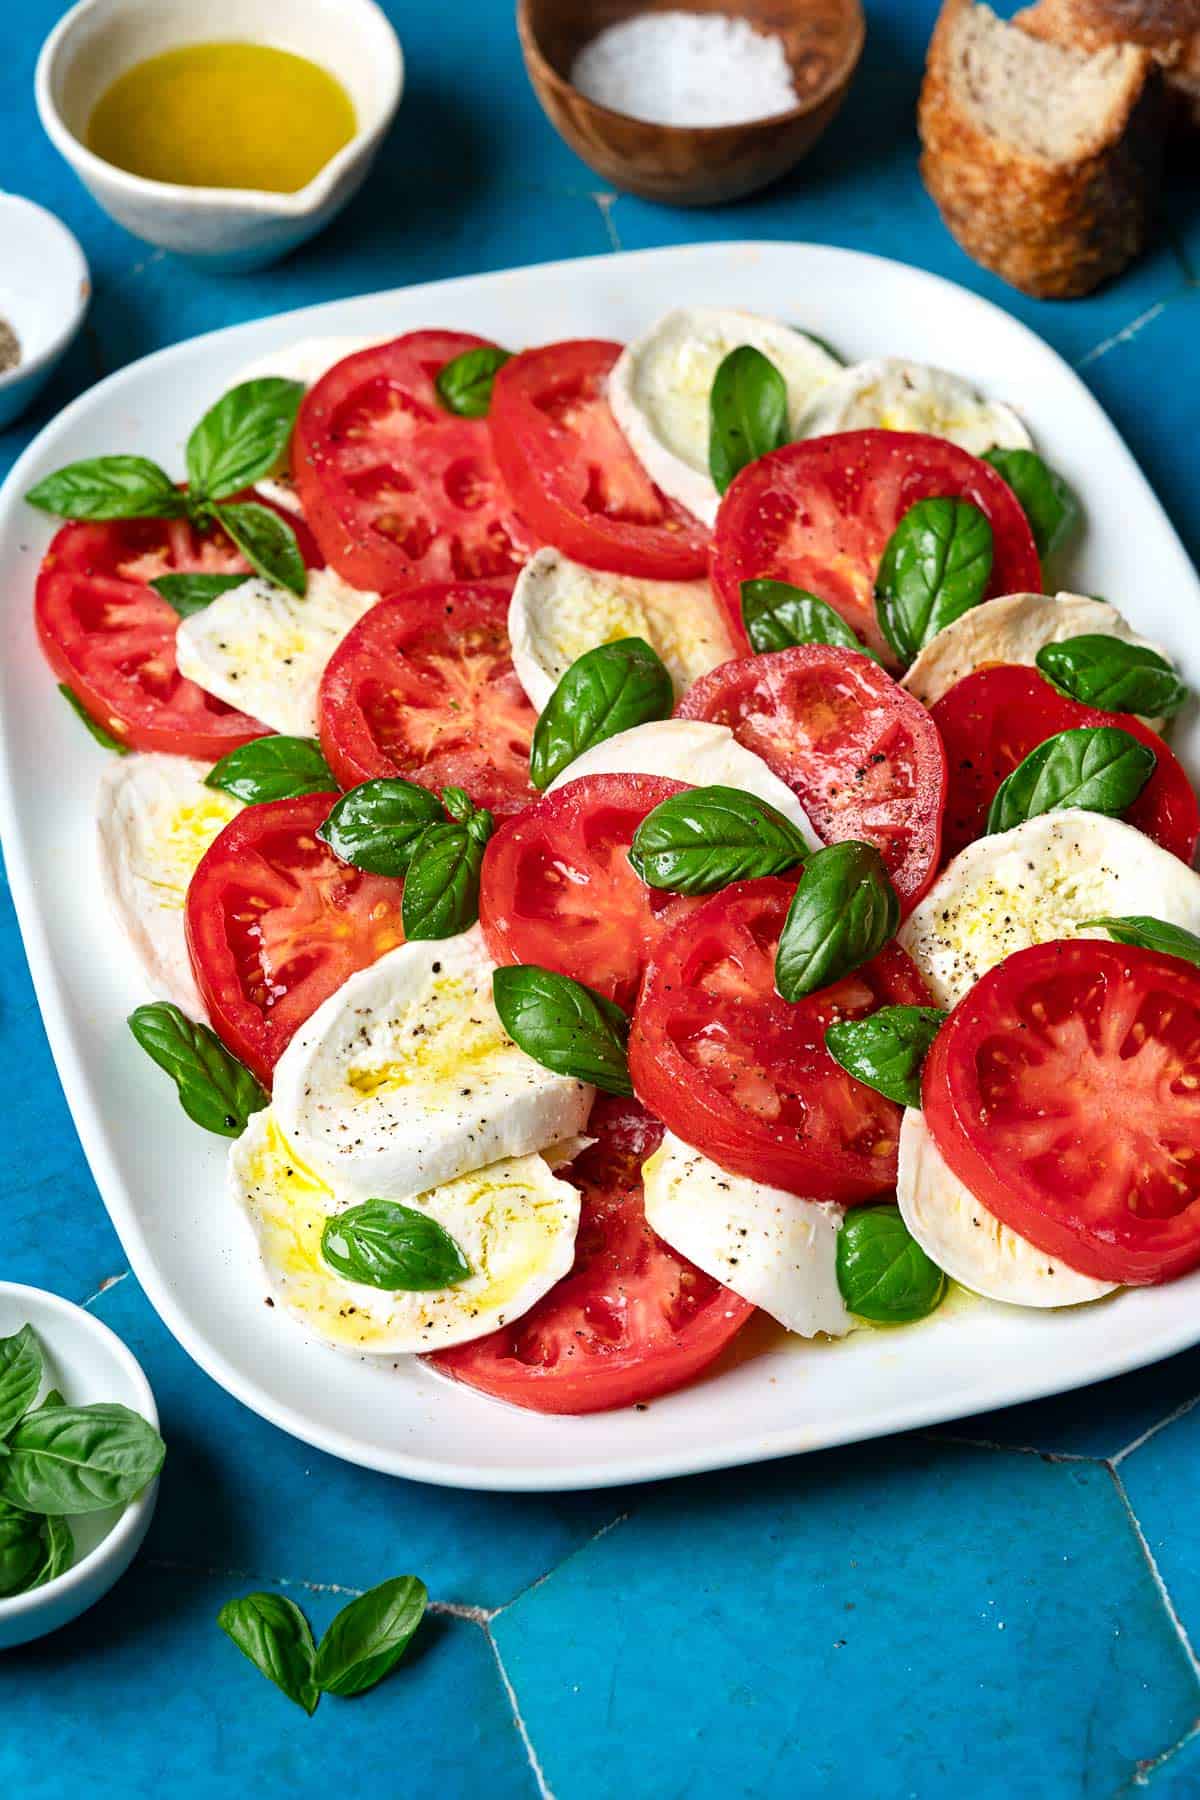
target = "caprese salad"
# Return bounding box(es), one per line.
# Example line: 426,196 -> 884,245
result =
25,304 -> 1200,1418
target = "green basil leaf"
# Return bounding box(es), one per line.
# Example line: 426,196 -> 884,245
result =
986,726 -> 1156,835
797,329 -> 845,365
775,841 -> 900,1002
1080,915 -> 1200,968
26,456 -> 186,521
128,1001 -> 269,1138
206,734 -> 336,805
212,500 -> 306,597
59,685 -> 130,755
629,785 -> 808,894
530,637 -> 673,790
435,346 -> 512,419
825,1005 -> 948,1109
709,345 -> 790,496
0,1499 -> 47,1597
1036,636 -> 1187,720
318,778 -> 442,875
441,785 -> 474,824
0,1326 -> 44,1441
321,1202 -> 470,1291
186,378 -> 305,502
836,1205 -> 945,1324
36,1390 -> 65,1411
875,498 -> 994,666
401,810 -> 493,939
314,1575 -> 428,1697
0,1402 -> 164,1516
150,571 -> 249,619
493,965 -> 631,1095
30,1513 -> 75,1588
218,1592 -> 319,1715
984,447 -> 1080,563
740,579 -> 882,661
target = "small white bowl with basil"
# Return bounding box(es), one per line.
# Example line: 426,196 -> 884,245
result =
0,1283 -> 162,1650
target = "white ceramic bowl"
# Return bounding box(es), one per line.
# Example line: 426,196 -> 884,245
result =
0,1282 -> 159,1650
36,0 -> 404,272
0,196 -> 90,431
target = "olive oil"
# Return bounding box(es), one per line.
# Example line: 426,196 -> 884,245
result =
87,42 -> 357,193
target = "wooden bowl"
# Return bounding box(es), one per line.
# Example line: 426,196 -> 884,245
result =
517,0 -> 866,207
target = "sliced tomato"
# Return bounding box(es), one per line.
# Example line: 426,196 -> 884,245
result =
932,664 -> 1200,863
489,340 -> 710,580
924,938 -> 1200,1285
479,773 -> 699,1009
186,792 -> 405,1085
630,876 -> 930,1203
710,430 -> 1042,667
292,331 -> 535,593
429,1094 -> 754,1413
317,582 -> 536,815
677,646 -> 947,913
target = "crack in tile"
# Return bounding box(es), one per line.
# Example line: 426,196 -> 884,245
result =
1075,300 -> 1169,369
1114,1391 -> 1200,1468
921,1430 -> 1099,1464
80,1270 -> 130,1309
591,192 -> 622,253
144,1557 -> 496,1619
1107,1463 -> 1200,1690
487,1622 -> 556,1800
1134,1718 -> 1200,1788
493,1509 -> 631,1620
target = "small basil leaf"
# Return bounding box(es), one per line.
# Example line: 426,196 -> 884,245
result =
186,378 -> 305,502
984,447 -> 1080,563
629,785 -> 808,894
709,345 -> 790,496
218,1592 -> 319,1716
0,1402 -> 164,1516
206,734 -> 336,805
36,1390 -> 65,1412
314,1575 -> 428,1698
26,456 -> 186,522
836,1205 -> 945,1324
875,497 -> 994,667
775,841 -> 900,1002
318,778 -> 442,875
825,1005 -> 948,1109
401,811 -> 493,940
59,685 -> 129,755
1081,915 -> 1200,968
0,1326 -> 44,1441
441,785 -> 474,824
1036,636 -> 1187,720
740,579 -> 882,662
986,726 -> 1156,835
212,500 -> 306,597
493,965 -> 631,1095
321,1202 -> 471,1291
30,1514 -> 75,1589
150,571 -> 249,618
435,346 -> 512,419
0,1499 -> 46,1597
128,1001 -> 269,1138
530,637 -> 673,790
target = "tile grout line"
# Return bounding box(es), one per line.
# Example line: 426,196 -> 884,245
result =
1113,1391 -> 1200,1467
486,1622 -> 557,1800
920,1430 -> 1099,1464
592,191 -> 622,254
80,1269 -> 130,1309
491,1510 -> 632,1622
1074,298 -> 1171,369
1107,1461 -> 1200,1685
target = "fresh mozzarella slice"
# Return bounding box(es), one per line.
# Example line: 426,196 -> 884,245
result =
175,568 -> 379,737
231,1108 -> 581,1353
272,926 -> 593,1200
228,335 -> 384,515
97,754 -> 242,1016
546,718 -> 819,846
509,546 -> 735,711
898,1110 -> 1115,1308
798,358 -> 1031,456
609,307 -> 842,527
642,1133 -> 851,1337
899,811 -> 1200,1007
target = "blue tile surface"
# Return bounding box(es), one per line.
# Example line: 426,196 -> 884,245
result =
2,0 -> 1199,1794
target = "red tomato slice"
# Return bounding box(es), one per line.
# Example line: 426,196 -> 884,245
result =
710,430 -> 1042,667
186,792 -> 405,1086
36,495 -> 320,759
489,340 -> 710,580
317,582 -> 536,815
924,938 -> 1200,1285
480,773 -> 699,1010
630,876 -> 930,1203
429,1094 -> 754,1413
931,664 -> 1200,864
292,331 -> 535,593
677,646 -> 948,913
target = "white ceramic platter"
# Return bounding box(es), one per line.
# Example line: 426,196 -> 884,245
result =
1,244 -> 1197,1491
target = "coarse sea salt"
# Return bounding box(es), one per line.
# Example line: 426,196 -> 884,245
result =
569,11 -> 798,128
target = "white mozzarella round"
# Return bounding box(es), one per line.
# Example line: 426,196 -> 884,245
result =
508,546 -> 735,711
899,811 -> 1200,1008
272,927 -> 594,1201
798,357 -> 1032,455
175,568 -> 379,738
642,1133 -> 852,1337
231,1108 -> 581,1354
228,336 -> 385,516
609,307 -> 842,527
96,754 -> 242,1016
897,1110 -> 1115,1308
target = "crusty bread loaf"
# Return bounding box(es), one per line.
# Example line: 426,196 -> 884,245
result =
1019,0 -> 1200,128
919,0 -> 1167,298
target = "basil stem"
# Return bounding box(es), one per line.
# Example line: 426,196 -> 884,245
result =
0,1327 -> 43,1442
825,1005 -> 948,1110
775,841 -> 900,1002
493,965 -> 632,1095
984,447 -> 1080,563
629,785 -> 808,894
530,637 -> 673,791
186,378 -> 305,502
0,1402 -> 164,1516
741,579 -> 881,661
709,345 -> 790,497
876,497 -> 994,667
435,346 -> 512,418
1081,915 -> 1200,968
128,1002 -> 269,1138
314,1576 -> 428,1698
1036,635 -> 1187,720
986,726 -> 1156,835
210,499 -> 307,597
150,571 -> 249,618
836,1206 -> 945,1324
322,1202 -> 471,1291
401,803 -> 494,940
59,685 -> 129,755
218,1592 -> 320,1716
26,456 -> 186,522
206,735 -> 336,805
318,778 -> 443,875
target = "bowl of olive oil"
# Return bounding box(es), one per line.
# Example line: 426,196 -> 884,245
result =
36,0 -> 403,270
